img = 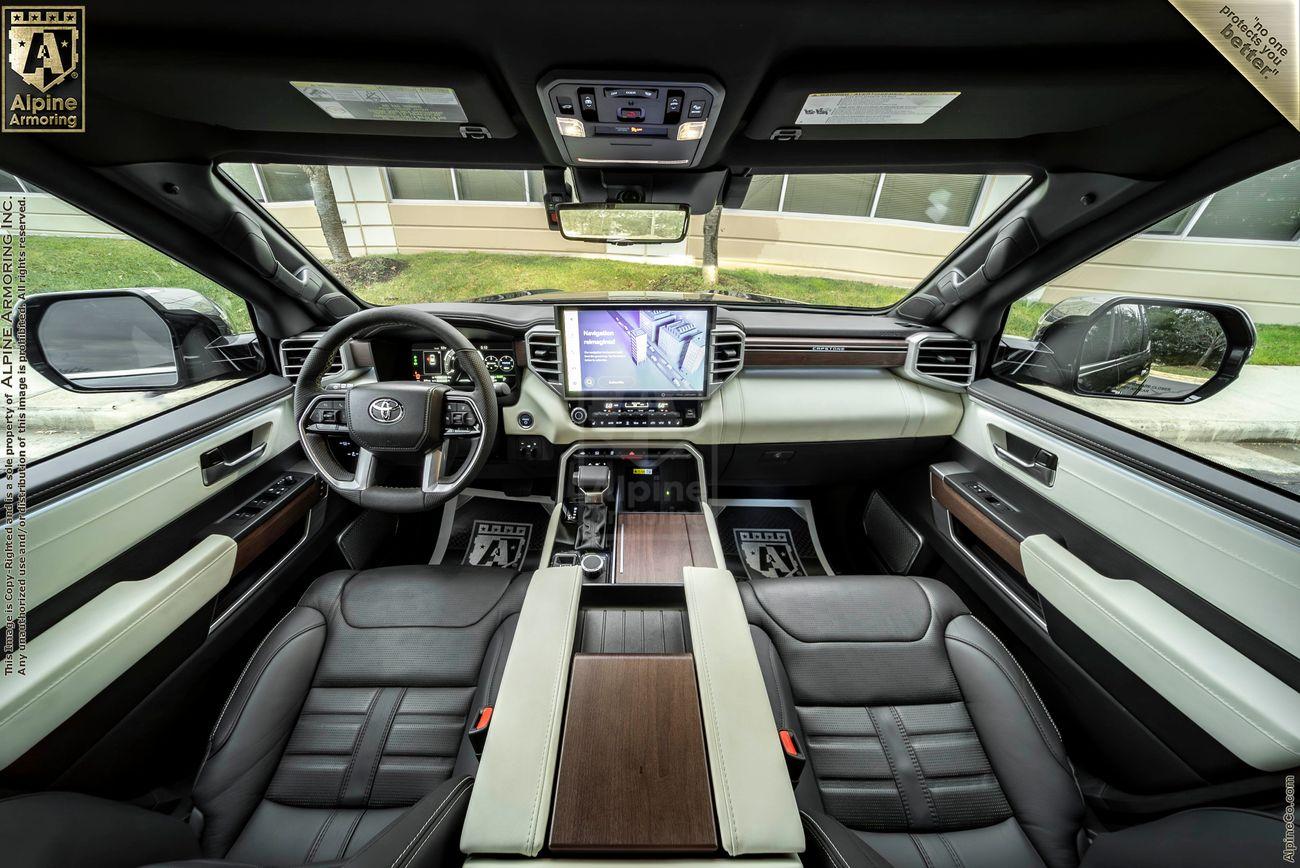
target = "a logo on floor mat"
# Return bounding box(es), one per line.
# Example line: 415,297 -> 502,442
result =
735,529 -> 805,580
463,520 -> 531,569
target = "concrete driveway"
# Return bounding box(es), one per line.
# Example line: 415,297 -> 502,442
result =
1040,365 -> 1300,492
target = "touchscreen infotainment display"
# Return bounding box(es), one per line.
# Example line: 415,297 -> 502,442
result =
559,307 -> 712,397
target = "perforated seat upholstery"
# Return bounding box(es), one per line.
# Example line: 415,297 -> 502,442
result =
741,575 -> 1285,868
743,575 -> 1086,868
0,565 -> 530,868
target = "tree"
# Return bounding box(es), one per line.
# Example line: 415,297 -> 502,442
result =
701,203 -> 723,285
301,165 -> 352,264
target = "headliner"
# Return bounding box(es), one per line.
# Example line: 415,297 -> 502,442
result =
16,0 -> 1300,179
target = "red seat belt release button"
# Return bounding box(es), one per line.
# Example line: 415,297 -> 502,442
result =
779,728 -> 806,782
469,705 -> 493,756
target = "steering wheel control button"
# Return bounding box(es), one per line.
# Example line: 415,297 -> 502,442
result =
442,399 -> 482,436
570,406 -> 588,425
517,411 -> 535,429
307,398 -> 348,433
368,397 -> 404,424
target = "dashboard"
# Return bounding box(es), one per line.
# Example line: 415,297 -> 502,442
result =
329,302 -> 968,460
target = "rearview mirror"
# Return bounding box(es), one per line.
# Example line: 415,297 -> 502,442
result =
556,203 -> 690,245
996,295 -> 1255,403
20,288 -> 260,393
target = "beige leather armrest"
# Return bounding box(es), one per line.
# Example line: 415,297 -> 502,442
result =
460,565 -> 583,856
0,534 -> 237,770
683,566 -> 804,856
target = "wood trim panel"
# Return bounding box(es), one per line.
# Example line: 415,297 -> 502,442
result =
744,336 -> 908,368
930,470 -> 1025,575
683,513 -> 718,570
232,483 -> 320,574
550,654 -> 718,853
617,513 -> 716,583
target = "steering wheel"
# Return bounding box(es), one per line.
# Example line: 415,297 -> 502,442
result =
293,307 -> 499,513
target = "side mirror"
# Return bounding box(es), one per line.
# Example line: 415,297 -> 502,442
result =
20,288 -> 260,393
997,295 -> 1255,404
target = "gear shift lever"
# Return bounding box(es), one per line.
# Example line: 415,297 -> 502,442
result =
572,465 -> 611,553
574,465 -> 610,503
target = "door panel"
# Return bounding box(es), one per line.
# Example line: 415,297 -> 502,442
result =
0,535 -> 237,769
3,381 -> 337,789
28,396 -> 297,611
935,384 -> 1300,779
956,397 -> 1300,663
1021,535 -> 1300,771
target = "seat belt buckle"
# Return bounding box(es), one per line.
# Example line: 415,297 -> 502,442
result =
779,728 -> 806,782
468,705 -> 493,757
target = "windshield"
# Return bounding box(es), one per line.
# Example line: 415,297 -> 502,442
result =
223,164 -> 1029,309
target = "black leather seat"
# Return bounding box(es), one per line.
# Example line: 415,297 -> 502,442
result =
1,565 -> 530,868
742,575 -> 1285,868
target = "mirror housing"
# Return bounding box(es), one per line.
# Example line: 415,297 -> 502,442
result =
20,287 -> 261,393
996,295 -> 1255,404
556,202 -> 690,245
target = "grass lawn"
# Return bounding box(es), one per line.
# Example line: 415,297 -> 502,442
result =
26,235 -> 255,332
24,237 -> 1300,366
346,249 -> 910,309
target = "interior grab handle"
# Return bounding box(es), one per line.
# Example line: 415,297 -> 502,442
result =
201,442 -> 266,486
993,440 -> 1057,486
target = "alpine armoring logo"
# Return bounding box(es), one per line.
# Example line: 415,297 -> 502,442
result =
3,6 -> 84,133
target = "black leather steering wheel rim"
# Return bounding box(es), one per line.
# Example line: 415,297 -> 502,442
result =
293,306 -> 499,513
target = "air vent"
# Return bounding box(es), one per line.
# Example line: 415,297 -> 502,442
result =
904,334 -> 976,390
710,327 -> 745,388
524,327 -> 563,393
279,334 -> 343,382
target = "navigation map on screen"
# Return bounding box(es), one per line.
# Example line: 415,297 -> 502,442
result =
560,307 -> 711,396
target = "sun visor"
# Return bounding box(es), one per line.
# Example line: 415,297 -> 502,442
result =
746,66 -> 1225,141
93,51 -> 517,139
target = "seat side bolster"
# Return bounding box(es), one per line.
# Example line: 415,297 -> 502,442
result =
799,810 -> 897,868
332,775 -> 475,868
192,605 -> 327,858
945,613 -> 1085,868
0,791 -> 201,868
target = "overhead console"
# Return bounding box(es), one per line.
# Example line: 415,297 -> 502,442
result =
538,74 -> 724,168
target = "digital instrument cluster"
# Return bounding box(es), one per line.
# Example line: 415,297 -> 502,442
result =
411,341 -> 519,388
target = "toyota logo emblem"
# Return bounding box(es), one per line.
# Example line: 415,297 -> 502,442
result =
368,398 -> 404,424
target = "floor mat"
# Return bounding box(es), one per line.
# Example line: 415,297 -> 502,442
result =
430,488 -> 554,571
710,499 -> 834,580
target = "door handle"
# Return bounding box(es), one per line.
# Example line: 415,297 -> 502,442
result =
993,442 -> 1057,486
201,442 -> 266,486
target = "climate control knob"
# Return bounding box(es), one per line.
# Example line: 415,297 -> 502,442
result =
570,406 -> 588,425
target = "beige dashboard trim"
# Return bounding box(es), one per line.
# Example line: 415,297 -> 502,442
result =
0,534 -> 238,770
460,565 -> 583,856
1021,535 -> 1300,771
505,368 -> 963,445
683,566 -> 805,856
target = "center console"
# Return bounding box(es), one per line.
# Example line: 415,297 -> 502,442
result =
545,443 -> 720,583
